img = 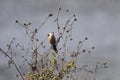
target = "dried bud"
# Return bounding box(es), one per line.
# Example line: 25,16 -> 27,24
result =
59,33 -> 62,35
66,9 -> 69,12
41,42 -> 43,45
63,27 -> 65,30
74,18 -> 77,21
70,38 -> 73,41
28,22 -> 31,25
36,39 -> 39,42
92,47 -> 95,49
66,30 -> 69,33
79,41 -> 81,44
58,27 -> 60,29
104,66 -> 107,68
43,45 -> 45,48
25,58 -> 27,61
61,58 -> 64,61
85,37 -> 88,40
13,37 -> 15,40
24,23 -> 27,26
73,14 -> 76,17
31,64 -> 37,71
82,49 -> 86,52
35,29 -> 37,33
88,51 -> 91,53
103,62 -> 107,65
16,75 -> 19,77
15,20 -> 19,23
59,48 -> 61,50
67,75 -> 69,78
59,7 -> 61,10
49,13 -> 53,17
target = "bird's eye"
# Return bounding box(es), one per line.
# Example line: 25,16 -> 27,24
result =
48,34 -> 50,36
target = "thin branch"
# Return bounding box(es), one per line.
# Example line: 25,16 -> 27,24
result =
0,48 -> 25,80
38,15 -> 50,31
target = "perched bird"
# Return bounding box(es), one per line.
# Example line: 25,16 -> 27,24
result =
48,32 -> 58,53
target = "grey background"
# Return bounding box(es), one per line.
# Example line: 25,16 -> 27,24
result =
0,0 -> 120,80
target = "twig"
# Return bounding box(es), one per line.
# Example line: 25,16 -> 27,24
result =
38,15 -> 51,31
0,48 -> 25,80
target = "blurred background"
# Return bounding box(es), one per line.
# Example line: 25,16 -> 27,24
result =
0,0 -> 120,80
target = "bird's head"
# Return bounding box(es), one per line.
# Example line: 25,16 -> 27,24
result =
48,32 -> 54,37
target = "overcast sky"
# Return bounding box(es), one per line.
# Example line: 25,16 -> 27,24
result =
0,0 -> 120,80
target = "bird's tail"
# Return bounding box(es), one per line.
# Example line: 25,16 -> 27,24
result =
53,45 -> 58,53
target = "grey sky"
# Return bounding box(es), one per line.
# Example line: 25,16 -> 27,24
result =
0,0 -> 120,80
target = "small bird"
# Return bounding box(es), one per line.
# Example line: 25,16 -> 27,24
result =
48,32 -> 58,53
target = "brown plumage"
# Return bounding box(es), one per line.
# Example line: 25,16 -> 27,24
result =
48,32 -> 58,53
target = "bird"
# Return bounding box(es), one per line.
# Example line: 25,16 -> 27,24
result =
48,32 -> 58,53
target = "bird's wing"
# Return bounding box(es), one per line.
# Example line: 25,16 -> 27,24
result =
50,35 -> 56,46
